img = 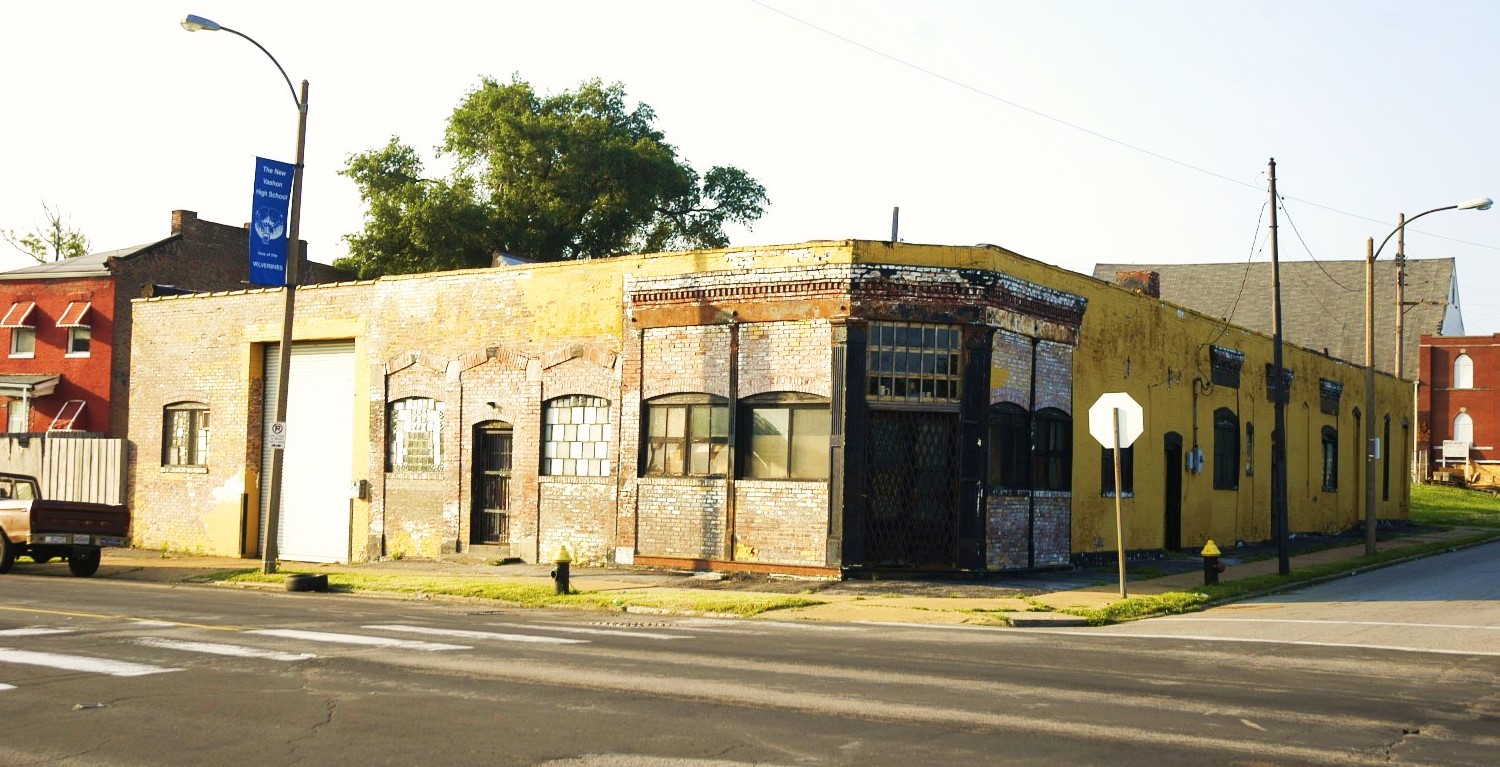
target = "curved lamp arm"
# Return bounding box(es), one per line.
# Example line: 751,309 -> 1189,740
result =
1372,197 -> 1492,261
181,14 -> 303,111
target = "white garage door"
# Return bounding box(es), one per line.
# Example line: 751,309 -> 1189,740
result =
261,341 -> 356,563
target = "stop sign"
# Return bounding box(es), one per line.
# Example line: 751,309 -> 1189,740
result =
1088,392 -> 1144,449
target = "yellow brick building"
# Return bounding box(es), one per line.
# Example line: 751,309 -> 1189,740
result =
126,240 -> 1408,573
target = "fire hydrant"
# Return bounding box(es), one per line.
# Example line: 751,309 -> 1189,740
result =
549,544 -> 572,595
1201,539 -> 1225,585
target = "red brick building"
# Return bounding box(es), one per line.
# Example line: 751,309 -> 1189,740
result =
0,210 -> 343,436
1419,333 -> 1500,483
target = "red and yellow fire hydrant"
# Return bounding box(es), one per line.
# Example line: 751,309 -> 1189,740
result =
1202,539 -> 1225,585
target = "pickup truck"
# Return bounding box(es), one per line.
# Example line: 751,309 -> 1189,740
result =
0,472 -> 130,577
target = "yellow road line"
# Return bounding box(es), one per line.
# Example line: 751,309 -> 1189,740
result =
0,604 -> 243,631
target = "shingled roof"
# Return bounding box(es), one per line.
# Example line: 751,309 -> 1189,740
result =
1091,259 -> 1461,377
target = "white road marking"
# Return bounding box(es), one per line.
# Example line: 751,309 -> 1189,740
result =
133,621 -> 177,627
366,624 -> 587,644
133,637 -> 317,662
1159,617 -> 1500,631
0,628 -> 74,637
0,683 -> 13,691
249,629 -> 469,651
0,647 -> 181,677
484,622 -> 683,640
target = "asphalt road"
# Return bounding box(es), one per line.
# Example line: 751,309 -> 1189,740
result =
0,547 -> 1495,767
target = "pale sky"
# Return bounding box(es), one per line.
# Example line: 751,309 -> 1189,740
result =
3,1 -> 1498,334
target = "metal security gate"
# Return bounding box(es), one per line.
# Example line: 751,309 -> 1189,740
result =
471,422 -> 512,545
260,341 -> 356,563
864,409 -> 960,568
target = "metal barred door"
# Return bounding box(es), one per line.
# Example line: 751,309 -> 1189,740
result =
865,409 -> 959,568
472,423 -> 513,545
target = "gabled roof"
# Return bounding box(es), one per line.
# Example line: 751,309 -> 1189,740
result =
0,241 -> 162,280
1091,258 -> 1458,377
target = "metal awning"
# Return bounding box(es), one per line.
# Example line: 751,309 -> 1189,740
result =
56,301 -> 92,328
1,301 -> 36,328
0,374 -> 60,398
48,400 -> 85,431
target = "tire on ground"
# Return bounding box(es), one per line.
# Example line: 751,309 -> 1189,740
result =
284,573 -> 329,592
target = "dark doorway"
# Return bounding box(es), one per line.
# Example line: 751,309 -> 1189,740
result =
1163,431 -> 1183,551
472,422 -> 513,545
864,409 -> 960,568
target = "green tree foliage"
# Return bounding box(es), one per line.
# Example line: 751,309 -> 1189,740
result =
338,76 -> 768,278
3,202 -> 90,263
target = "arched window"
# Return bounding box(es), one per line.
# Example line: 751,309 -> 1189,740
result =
739,392 -> 829,480
542,395 -> 612,477
388,397 -> 444,471
987,402 -> 1030,489
1454,412 -> 1475,445
1321,426 -> 1339,491
1454,353 -> 1474,389
644,394 -> 728,477
1382,416 -> 1391,502
163,401 -> 210,466
1213,408 -> 1239,490
1032,407 -> 1072,491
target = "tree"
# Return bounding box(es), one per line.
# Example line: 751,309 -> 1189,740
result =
338,76 -> 768,278
3,202 -> 90,263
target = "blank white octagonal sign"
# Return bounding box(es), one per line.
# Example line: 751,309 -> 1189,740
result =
1088,392 -> 1144,448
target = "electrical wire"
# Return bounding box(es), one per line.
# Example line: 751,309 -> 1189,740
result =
1275,194 -> 1360,292
748,0 -> 1500,254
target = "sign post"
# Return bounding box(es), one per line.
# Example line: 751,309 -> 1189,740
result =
1089,392 -> 1144,598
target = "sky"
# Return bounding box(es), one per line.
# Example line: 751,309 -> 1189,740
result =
3,1 -> 1498,333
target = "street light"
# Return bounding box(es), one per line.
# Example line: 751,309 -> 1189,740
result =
182,13 -> 309,575
1363,197 -> 1490,555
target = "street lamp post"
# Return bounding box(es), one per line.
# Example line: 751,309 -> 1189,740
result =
182,14 -> 308,574
1363,197 -> 1491,555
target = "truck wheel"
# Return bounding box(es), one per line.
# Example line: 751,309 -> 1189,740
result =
0,532 -> 13,574
68,547 -> 101,577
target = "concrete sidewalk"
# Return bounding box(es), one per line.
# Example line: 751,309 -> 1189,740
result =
77,526 -> 1494,627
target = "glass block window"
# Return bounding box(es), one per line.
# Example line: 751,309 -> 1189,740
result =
388,397 -> 444,471
543,395 -> 612,477
645,394 -> 728,477
866,322 -> 963,404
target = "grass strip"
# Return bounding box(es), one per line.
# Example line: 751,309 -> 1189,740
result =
1410,483 -> 1500,528
193,570 -> 822,617
1062,528 -> 1500,626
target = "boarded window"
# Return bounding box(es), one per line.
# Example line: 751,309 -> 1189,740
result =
1210,346 -> 1244,389
1319,379 -> 1343,417
1213,407 -> 1239,490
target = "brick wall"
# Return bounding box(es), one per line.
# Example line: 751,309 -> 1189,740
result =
637,478 -> 726,558
0,276 -> 114,432
733,481 -> 828,566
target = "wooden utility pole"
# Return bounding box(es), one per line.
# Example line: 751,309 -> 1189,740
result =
1268,158 -> 1290,576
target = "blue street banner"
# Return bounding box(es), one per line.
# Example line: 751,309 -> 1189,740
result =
249,157 -> 295,286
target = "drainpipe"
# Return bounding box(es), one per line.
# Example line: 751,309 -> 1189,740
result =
725,319 -> 740,561
1026,337 -> 1039,569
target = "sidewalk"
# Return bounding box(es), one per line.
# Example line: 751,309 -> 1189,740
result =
85,526 -> 1494,627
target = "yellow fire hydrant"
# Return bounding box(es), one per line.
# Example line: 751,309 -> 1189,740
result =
1201,539 -> 1225,585
549,544 -> 572,595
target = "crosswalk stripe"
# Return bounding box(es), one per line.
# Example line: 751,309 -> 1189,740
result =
0,683 -> 13,691
133,637 -> 317,662
365,624 -> 587,645
0,628 -> 75,637
248,629 -> 469,651
483,622 -> 685,640
0,647 -> 180,677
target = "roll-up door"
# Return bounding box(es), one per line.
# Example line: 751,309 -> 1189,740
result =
260,341 -> 356,563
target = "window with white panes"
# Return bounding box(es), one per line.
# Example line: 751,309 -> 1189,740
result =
388,397 -> 444,471
543,395 -> 612,477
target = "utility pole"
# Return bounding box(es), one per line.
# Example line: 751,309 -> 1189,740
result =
1268,158 -> 1290,576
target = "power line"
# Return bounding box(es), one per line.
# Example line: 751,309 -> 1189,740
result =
748,0 -> 1500,254
1275,195 -> 1359,293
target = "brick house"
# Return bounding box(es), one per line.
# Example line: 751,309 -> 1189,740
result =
1419,333 -> 1500,484
126,240 -> 1407,574
0,210 -> 343,437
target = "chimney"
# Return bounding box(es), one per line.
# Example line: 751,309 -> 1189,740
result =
1115,270 -> 1161,298
171,210 -> 198,235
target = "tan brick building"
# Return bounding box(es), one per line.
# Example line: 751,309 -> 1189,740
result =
126,241 -> 1409,574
